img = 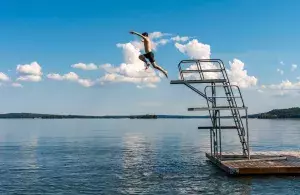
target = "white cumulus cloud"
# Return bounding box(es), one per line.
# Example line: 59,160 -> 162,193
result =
98,73 -> 160,85
291,64 -> 297,71
98,40 -> 162,88
156,39 -> 169,46
227,59 -> 258,88
16,62 -> 43,82
47,72 -> 79,81
46,73 -> 64,81
46,34 -> 166,89
174,39 -> 219,80
174,39 -> 257,88
171,36 -> 190,42
78,79 -> 94,87
16,62 -> 42,76
99,63 -> 120,73
130,31 -> 171,51
130,40 -> 144,50
47,72 -> 94,88
71,63 -> 98,70
17,75 -> 42,82
262,80 -> 300,97
0,72 -> 10,82
175,39 -> 211,59
11,83 -> 23,88
277,68 -> 284,75
62,72 -> 79,81
149,32 -> 170,39
268,80 -> 300,90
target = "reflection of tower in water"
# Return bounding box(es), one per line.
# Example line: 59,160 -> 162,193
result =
122,133 -> 154,170
20,135 -> 39,170
121,133 -> 155,193
15,135 -> 41,189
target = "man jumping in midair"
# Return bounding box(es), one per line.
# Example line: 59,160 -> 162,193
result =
129,31 -> 168,78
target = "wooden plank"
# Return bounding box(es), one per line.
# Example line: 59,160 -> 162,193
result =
222,156 -> 287,163
238,167 -> 300,175
206,151 -> 300,176
205,153 -> 239,175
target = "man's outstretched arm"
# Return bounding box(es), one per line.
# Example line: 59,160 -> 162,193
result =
129,31 -> 147,40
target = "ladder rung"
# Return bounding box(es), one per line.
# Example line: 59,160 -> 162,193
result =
179,59 -> 226,63
188,106 -> 247,111
207,96 -> 242,99
170,79 -> 227,84
198,126 -> 237,129
180,69 -> 224,73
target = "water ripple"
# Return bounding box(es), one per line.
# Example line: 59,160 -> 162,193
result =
0,119 -> 298,194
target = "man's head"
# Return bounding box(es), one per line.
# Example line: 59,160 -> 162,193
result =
142,32 -> 148,37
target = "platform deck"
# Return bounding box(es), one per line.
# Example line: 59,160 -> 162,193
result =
206,151 -> 300,175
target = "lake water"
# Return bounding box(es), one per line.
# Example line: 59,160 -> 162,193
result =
0,119 -> 299,194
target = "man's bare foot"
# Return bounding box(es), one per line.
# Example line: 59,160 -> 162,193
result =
145,63 -> 150,70
163,70 -> 168,78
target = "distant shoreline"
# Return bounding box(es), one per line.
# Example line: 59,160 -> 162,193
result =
1,107 -> 300,119
0,113 -> 209,119
247,107 -> 300,119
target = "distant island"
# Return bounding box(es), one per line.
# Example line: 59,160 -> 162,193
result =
248,107 -> 300,119
0,113 -> 208,119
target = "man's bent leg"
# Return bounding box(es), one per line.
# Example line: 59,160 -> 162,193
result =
151,62 -> 168,78
139,55 -> 150,69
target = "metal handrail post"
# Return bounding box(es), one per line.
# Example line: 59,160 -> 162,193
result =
246,107 -> 250,159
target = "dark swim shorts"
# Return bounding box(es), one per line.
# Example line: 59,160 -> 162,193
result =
143,52 -> 155,63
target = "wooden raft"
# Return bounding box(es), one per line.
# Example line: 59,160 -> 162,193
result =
206,151 -> 300,175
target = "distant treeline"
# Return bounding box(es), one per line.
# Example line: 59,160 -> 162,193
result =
248,107 -> 300,119
0,113 -> 130,119
0,113 -> 208,119
2,107 -> 299,119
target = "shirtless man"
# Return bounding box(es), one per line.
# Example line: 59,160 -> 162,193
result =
129,31 -> 168,78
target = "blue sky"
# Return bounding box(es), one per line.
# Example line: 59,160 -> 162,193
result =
0,0 -> 300,115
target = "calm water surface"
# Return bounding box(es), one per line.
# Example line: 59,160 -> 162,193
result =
0,119 -> 299,194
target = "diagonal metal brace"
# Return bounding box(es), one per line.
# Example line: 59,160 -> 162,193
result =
183,82 -> 214,102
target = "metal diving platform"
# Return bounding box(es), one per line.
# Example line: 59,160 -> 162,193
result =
170,59 -> 300,176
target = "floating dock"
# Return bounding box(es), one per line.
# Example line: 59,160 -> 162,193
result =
171,59 -> 300,176
206,151 -> 300,175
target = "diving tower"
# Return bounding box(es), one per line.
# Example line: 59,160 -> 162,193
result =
170,59 -> 300,176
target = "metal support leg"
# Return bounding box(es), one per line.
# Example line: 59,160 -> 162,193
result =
246,107 -> 250,160
218,110 -> 222,160
213,130 -> 216,156
210,128 -> 213,156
